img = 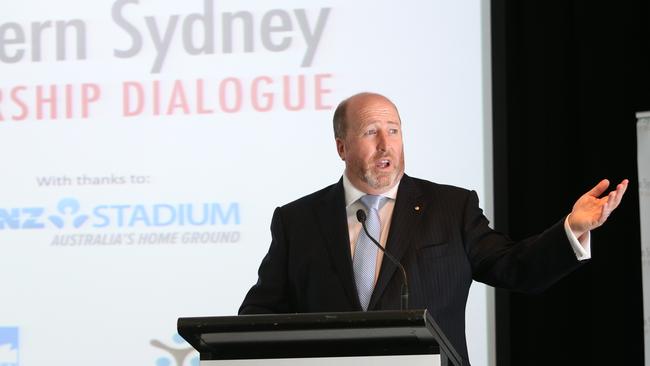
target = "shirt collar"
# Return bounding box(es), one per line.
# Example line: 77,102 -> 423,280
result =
342,172 -> 400,208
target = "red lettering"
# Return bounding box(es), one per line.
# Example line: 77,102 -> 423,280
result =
152,80 -> 161,116
81,83 -> 100,118
314,73 -> 332,110
65,84 -> 73,118
195,79 -> 213,114
10,86 -> 28,120
167,80 -> 190,115
219,77 -> 243,113
118,74 -> 334,116
251,76 -> 273,112
283,75 -> 305,111
36,85 -> 57,120
123,82 -> 144,117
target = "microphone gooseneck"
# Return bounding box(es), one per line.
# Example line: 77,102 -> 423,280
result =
356,209 -> 409,310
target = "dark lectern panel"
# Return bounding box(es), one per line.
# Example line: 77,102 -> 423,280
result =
202,326 -> 433,344
178,310 -> 460,366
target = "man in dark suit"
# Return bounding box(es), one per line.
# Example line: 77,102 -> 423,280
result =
239,92 -> 628,364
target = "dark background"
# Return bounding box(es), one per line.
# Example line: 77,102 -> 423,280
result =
492,1 -> 648,365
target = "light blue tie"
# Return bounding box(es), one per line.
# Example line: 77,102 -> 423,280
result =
353,194 -> 386,311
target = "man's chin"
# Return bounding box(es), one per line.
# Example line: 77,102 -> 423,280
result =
366,171 -> 401,191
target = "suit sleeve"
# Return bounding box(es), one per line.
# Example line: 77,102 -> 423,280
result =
239,207 -> 291,314
464,190 -> 585,293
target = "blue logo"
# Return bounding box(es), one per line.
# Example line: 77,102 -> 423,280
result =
151,334 -> 198,366
0,198 -> 240,230
48,198 -> 89,229
0,327 -> 18,366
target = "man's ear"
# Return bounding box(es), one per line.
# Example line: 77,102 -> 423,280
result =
336,138 -> 345,161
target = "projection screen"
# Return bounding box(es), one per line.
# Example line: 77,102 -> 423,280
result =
0,1 -> 494,365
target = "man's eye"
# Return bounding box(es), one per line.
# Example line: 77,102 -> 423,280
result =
389,128 -> 399,134
365,129 -> 377,136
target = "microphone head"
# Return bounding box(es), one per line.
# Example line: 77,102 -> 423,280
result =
356,209 -> 367,223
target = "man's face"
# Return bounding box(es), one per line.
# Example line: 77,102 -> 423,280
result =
336,95 -> 405,194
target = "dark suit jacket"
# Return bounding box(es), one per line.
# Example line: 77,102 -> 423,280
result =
239,174 -> 584,364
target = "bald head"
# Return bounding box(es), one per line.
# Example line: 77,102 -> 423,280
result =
332,92 -> 400,139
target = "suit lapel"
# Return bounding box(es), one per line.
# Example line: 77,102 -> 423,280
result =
368,174 -> 423,310
314,178 -> 362,310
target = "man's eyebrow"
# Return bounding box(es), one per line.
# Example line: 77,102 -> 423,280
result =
359,121 -> 379,127
358,120 -> 400,129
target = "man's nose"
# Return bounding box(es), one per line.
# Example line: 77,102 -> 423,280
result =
376,130 -> 388,151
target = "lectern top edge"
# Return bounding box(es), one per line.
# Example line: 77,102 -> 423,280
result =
177,309 -> 462,366
179,309 -> 429,333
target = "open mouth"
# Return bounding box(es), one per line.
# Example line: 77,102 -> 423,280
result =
376,159 -> 391,169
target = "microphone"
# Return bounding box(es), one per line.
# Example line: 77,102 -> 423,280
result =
356,209 -> 409,310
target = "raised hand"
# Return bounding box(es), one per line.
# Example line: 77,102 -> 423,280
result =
568,179 -> 629,238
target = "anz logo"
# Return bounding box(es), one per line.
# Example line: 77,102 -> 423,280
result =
0,198 -> 84,229
0,198 -> 240,230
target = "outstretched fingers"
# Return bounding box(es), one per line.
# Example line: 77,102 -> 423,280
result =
607,180 -> 628,210
587,179 -> 610,198
600,179 -> 629,222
